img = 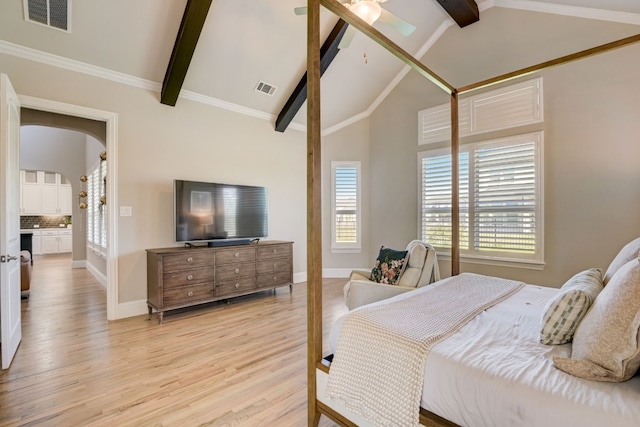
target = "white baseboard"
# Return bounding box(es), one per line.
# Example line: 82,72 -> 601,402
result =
116,299 -> 149,320
86,261 -> 107,288
71,260 -> 86,269
293,269 -> 358,284
322,268 -> 354,278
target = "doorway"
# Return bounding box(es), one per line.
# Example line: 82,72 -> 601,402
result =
19,95 -> 119,320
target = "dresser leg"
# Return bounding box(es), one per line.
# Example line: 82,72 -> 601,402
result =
158,311 -> 164,324
147,304 -> 152,319
289,284 -> 293,293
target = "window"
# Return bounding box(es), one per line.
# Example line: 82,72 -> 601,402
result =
331,161 -> 361,252
86,158 -> 107,255
419,78 -> 542,145
419,132 -> 543,266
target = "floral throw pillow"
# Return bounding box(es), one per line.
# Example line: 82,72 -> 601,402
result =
370,246 -> 408,285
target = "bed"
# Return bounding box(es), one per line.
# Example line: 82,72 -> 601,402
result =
315,240 -> 640,427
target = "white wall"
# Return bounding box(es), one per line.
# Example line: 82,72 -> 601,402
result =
2,52 -> 307,308
322,118 -> 372,274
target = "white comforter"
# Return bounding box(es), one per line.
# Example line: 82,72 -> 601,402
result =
330,280 -> 640,427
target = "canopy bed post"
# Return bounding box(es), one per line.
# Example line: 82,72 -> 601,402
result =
306,0 -> 323,425
450,90 -> 460,276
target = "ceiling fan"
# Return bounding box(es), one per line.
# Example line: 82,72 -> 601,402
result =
294,0 -> 416,49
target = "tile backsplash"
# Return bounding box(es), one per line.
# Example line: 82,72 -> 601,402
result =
21,215 -> 72,229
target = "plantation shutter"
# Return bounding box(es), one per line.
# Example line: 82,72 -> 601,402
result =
87,171 -> 94,244
474,141 -> 536,254
332,161 -> 361,251
420,152 -> 469,249
100,159 -> 107,249
335,166 -> 357,243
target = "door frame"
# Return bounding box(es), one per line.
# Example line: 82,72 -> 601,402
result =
19,95 -> 119,321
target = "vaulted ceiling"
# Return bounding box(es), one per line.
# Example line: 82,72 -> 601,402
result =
0,1 -> 639,134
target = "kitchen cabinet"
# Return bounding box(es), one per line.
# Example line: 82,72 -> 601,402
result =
20,170 -> 72,216
41,229 -> 72,254
20,170 -> 43,214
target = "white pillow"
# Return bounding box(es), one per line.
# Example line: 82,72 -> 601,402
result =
554,257 -> 640,382
540,268 -> 603,345
603,237 -> 640,285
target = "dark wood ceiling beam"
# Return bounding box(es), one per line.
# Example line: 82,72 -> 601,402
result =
161,0 -> 213,106
434,0 -> 479,28
275,19 -> 349,133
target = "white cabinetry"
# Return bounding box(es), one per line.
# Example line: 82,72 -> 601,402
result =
20,170 -> 72,216
20,170 -> 43,214
41,229 -> 72,254
41,172 -> 72,215
32,230 -> 42,255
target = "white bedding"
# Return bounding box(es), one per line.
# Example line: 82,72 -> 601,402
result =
330,279 -> 640,427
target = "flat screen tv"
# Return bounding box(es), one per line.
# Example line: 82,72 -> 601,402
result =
174,179 -> 268,245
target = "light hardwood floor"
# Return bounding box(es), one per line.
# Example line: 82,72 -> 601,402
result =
0,254 -> 348,426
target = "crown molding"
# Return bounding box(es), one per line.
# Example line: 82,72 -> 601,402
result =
0,40 -> 160,91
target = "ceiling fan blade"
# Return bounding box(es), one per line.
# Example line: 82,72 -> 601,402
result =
338,25 -> 357,49
294,6 -> 308,15
378,9 -> 416,37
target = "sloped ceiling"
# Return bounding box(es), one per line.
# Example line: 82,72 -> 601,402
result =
0,0 -> 639,134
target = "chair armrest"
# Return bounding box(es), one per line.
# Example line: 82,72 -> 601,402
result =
344,280 -> 417,311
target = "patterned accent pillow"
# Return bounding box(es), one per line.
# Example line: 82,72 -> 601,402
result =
540,268 -> 603,345
370,246 -> 408,285
554,257 -> 640,382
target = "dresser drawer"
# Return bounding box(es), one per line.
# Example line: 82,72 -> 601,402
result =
216,277 -> 256,296
216,263 -> 256,282
257,244 -> 292,260
216,247 -> 255,265
163,283 -> 214,307
256,258 -> 292,275
163,267 -> 214,288
257,271 -> 292,288
162,251 -> 213,272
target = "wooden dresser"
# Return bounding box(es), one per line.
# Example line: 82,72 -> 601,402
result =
146,241 -> 293,322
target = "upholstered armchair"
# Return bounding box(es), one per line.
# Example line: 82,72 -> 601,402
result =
343,240 -> 440,310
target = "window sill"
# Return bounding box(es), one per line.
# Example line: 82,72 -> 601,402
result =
437,253 -> 545,270
331,247 -> 362,254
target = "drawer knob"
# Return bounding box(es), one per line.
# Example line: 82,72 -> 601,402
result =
273,276 -> 277,282
273,249 -> 277,254
234,283 -> 240,289
235,268 -> 240,274
187,274 -> 193,281
234,252 -> 240,257
187,291 -> 194,297
273,263 -> 277,269
187,256 -> 193,263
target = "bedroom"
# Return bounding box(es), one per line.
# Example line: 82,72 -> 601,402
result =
0,0 -> 639,425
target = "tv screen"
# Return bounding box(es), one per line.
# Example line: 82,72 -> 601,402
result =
174,180 -> 268,244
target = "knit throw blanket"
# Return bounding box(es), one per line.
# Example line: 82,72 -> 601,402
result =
326,273 -> 525,427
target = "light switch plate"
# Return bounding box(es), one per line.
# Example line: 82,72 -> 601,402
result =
120,206 -> 132,217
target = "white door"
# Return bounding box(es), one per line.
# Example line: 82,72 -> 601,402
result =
0,74 -> 22,369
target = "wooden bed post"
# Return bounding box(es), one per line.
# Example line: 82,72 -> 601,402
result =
450,90 -> 460,276
306,0 -> 323,425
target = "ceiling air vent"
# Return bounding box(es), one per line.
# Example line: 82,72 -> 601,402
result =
255,81 -> 277,96
24,0 -> 70,32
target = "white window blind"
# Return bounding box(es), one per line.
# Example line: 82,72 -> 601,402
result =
331,161 -> 361,252
419,78 -> 542,145
419,132 -> 543,264
86,159 -> 107,254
